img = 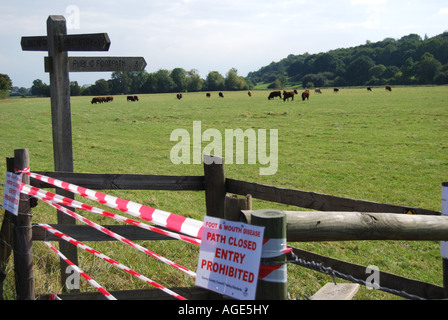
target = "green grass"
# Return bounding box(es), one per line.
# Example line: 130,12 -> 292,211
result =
1,86 -> 448,300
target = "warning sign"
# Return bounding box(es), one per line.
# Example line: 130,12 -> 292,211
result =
196,216 -> 264,300
2,172 -> 22,216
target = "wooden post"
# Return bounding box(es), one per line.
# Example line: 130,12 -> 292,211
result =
442,182 -> 448,298
11,149 -> 34,300
224,194 -> 252,221
251,209 -> 288,300
203,155 -> 226,219
0,158 -> 15,299
47,16 -> 78,291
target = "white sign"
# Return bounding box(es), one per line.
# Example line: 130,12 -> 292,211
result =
196,216 -> 264,300
441,185 -> 448,258
2,172 -> 22,216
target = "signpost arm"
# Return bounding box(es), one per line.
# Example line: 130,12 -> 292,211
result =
47,15 -> 78,291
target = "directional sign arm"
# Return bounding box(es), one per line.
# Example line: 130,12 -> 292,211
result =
21,33 -> 110,52
67,57 -> 147,72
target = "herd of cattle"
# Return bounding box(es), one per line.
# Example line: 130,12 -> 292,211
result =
90,86 -> 392,104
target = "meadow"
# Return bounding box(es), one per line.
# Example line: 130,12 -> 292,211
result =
1,85 -> 447,300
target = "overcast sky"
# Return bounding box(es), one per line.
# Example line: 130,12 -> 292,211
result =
1,0 -> 448,88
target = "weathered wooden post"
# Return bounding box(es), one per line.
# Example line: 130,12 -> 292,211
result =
203,155 -> 226,219
442,182 -> 448,298
251,209 -> 288,300
11,149 -> 34,300
224,194 -> 252,221
21,15 -> 147,291
0,158 -> 15,299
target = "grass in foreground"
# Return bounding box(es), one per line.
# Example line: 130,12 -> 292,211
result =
1,86 -> 447,300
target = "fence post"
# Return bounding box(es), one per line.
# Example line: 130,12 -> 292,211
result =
224,194 -> 252,221
251,209 -> 288,300
442,182 -> 448,298
203,155 -> 226,219
11,149 -> 35,300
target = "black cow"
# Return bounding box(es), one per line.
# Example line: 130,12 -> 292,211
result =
385,85 -> 392,91
177,93 -> 182,100
219,92 -> 224,98
283,90 -> 297,101
268,91 -> 282,100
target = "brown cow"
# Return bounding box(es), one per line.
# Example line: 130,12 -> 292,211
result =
283,90 -> 296,101
301,90 -> 310,101
248,91 -> 252,97
177,93 -> 182,100
315,88 -> 322,94
367,86 -> 372,91
268,91 -> 282,100
385,85 -> 392,91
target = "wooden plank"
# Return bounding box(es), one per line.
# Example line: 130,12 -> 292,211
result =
68,56 -> 146,72
30,171 -> 205,190
241,210 -> 448,242
32,224 -> 177,242
203,155 -> 227,219
227,178 -> 440,216
289,246 -> 445,300
312,283 -> 359,300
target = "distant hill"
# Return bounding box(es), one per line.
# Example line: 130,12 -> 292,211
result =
247,32 -> 448,88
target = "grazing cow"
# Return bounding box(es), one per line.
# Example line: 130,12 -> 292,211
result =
334,88 -> 339,93
385,85 -> 392,91
219,92 -> 224,98
127,95 -> 139,102
302,90 -> 310,101
91,97 -> 99,104
177,93 -> 182,100
248,91 -> 252,97
283,90 -> 296,101
106,96 -> 113,102
367,86 -> 372,91
268,91 -> 282,100
206,93 -> 211,98
315,88 -> 322,94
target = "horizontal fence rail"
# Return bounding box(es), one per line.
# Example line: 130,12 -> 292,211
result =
226,178 -> 440,216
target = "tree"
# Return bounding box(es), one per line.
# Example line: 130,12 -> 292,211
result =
416,52 -> 442,84
186,69 -> 203,92
171,68 -> 187,92
205,71 -> 225,91
155,69 -> 175,93
345,55 -> 375,85
0,73 -> 12,99
225,69 -> 247,90
30,79 -> 50,97
70,81 -> 82,96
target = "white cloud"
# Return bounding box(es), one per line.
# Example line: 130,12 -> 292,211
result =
439,7 -> 448,14
351,0 -> 387,4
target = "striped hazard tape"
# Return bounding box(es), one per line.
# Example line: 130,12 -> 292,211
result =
18,169 -> 203,239
259,238 -> 292,283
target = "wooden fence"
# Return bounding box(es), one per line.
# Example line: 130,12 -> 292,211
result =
1,151 -> 447,300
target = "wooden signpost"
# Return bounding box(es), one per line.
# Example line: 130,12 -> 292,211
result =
21,15 -> 147,291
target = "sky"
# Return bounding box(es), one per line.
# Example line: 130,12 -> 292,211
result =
1,0 -> 448,88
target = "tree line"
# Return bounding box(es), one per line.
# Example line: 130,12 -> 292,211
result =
29,68 -> 254,97
248,32 -> 448,88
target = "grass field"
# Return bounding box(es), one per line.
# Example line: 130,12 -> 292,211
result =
1,85 -> 448,300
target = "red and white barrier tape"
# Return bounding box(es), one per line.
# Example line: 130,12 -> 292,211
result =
30,189 -> 197,278
21,184 -> 201,246
258,238 -> 292,282
37,223 -> 187,300
43,241 -> 117,300
20,170 -> 203,239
